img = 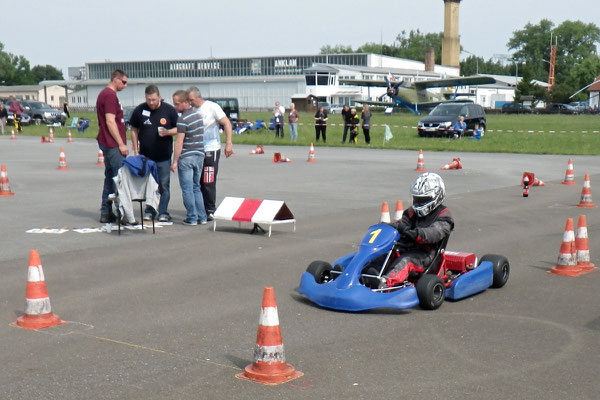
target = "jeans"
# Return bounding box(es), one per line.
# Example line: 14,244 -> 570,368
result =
151,159 -> 171,217
289,123 -> 298,141
99,143 -> 124,215
178,154 -> 207,223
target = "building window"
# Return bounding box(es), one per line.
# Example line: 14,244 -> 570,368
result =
51,95 -> 54,101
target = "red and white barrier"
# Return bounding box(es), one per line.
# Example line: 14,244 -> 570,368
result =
213,197 -> 295,237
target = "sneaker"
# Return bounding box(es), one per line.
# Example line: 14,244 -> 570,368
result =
100,213 -> 117,223
158,215 -> 172,222
121,218 -> 139,226
206,213 -> 214,222
199,220 -> 208,225
182,219 -> 197,226
143,213 -> 153,221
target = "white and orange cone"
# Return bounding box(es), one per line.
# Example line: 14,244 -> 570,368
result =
48,127 -> 55,143
250,145 -> 264,155
394,200 -> 404,222
273,153 -> 291,163
57,148 -> 69,170
440,157 -> 462,170
380,201 -> 391,223
10,129 -> 16,140
415,149 -> 426,172
96,150 -> 105,166
11,250 -> 65,330
41,136 -> 47,143
549,218 -> 582,277
306,143 -> 316,163
575,215 -> 595,272
0,164 -> 15,196
236,287 -> 302,385
577,174 -> 596,208
562,159 -> 576,185
67,130 -> 73,143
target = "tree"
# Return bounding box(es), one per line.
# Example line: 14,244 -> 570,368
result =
320,44 -> 354,54
31,65 -> 64,83
0,41 -> 63,85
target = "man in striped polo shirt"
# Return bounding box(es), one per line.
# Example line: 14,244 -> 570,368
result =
170,90 -> 207,226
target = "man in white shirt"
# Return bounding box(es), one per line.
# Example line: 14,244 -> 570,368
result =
187,87 -> 234,220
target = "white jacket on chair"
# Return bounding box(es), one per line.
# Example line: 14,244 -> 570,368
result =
112,167 -> 160,223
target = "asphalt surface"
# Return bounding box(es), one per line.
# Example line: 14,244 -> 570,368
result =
1,134 -> 599,399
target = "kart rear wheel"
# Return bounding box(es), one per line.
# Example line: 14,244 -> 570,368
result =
481,254 -> 510,288
416,274 -> 445,310
307,261 -> 333,283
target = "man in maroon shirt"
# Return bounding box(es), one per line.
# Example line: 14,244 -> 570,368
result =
97,69 -> 129,223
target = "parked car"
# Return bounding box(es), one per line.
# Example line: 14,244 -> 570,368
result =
540,103 -> 579,115
569,101 -> 589,113
20,100 -> 67,125
4,104 -> 31,126
329,104 -> 344,114
417,102 -> 486,137
317,101 -> 331,112
501,102 -> 534,114
205,98 -> 240,126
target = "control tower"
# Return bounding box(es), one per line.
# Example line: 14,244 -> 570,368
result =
442,0 -> 461,68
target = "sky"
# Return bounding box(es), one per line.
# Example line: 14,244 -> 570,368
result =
1,0 -> 598,79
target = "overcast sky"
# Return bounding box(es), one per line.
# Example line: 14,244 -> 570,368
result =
2,0 -> 598,78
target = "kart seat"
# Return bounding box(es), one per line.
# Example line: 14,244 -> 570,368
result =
421,235 -> 450,276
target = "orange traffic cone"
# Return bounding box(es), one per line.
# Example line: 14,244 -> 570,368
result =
41,136 -> 47,143
394,200 -> 404,222
11,250 -> 65,330
577,174 -> 596,208
250,145 -> 264,155
533,178 -> 545,186
96,150 -> 105,166
0,164 -> 15,196
415,149 -> 426,172
10,129 -> 16,140
575,215 -> 595,272
273,153 -> 291,163
48,127 -> 55,143
562,159 -> 576,185
440,158 -> 462,170
57,148 -> 69,170
306,143 -> 316,163
380,201 -> 391,223
67,130 -> 73,143
549,218 -> 582,277
522,172 -> 545,188
236,287 -> 302,385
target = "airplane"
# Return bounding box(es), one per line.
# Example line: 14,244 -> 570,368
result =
338,74 -> 496,114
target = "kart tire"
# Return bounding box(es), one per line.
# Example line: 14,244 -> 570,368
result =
481,254 -> 510,288
416,274 -> 445,310
307,261 -> 333,284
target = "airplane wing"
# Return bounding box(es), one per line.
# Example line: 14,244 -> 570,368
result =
414,76 -> 496,89
354,100 -> 397,107
338,79 -> 388,88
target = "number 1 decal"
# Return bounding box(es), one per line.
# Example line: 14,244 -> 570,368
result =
368,228 -> 382,244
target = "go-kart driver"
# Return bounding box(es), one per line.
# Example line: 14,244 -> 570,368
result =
380,172 -> 454,288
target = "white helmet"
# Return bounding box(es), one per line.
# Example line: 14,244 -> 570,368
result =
410,173 -> 446,217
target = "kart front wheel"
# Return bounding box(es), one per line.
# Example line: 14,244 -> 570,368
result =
416,274 -> 445,310
307,261 -> 333,283
481,254 -> 510,288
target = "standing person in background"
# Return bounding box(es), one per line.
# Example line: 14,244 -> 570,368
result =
8,97 -> 24,132
340,105 -> 350,143
129,84 -> 179,222
349,108 -> 360,144
288,102 -> 299,142
361,104 -> 371,145
187,86 -> 234,220
63,102 -> 71,119
314,106 -> 328,143
96,69 -> 129,223
273,101 -> 285,138
0,101 -> 7,135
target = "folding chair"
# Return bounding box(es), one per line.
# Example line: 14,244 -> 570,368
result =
66,117 -> 79,129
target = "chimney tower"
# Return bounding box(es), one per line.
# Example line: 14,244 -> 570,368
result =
442,0 -> 461,68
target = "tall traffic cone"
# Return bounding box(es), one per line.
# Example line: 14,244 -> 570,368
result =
575,215 -> 595,272
415,149 -> 426,172
48,127 -> 55,143
562,159 -> 576,185
0,164 -> 15,196
394,200 -> 404,222
96,150 -> 105,166
577,174 -> 596,208
380,201 -> 391,223
440,157 -> 462,170
11,250 -> 65,330
549,218 -> 582,277
249,145 -> 264,155
10,129 -> 16,140
236,287 -> 302,385
57,148 -> 69,170
306,143 -> 316,162
67,130 -> 73,143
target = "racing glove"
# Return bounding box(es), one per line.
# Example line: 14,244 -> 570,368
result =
403,229 -> 418,242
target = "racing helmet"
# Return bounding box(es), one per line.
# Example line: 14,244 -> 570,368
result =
410,172 -> 446,217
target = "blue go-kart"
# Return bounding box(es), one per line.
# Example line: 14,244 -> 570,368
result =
298,223 -> 509,311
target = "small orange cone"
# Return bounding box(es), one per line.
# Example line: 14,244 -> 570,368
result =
67,130 -> 73,143
11,250 -> 66,330
57,148 -> 69,170
522,172 -> 545,188
236,287 -> 302,385
533,178 -> 545,186
306,143 -> 316,163
0,164 -> 15,196
440,158 -> 462,170
48,127 -> 55,143
577,174 -> 596,208
415,149 -> 426,172
96,150 -> 105,166
549,218 -> 582,277
10,129 -> 16,140
575,215 -> 596,272
250,145 -> 264,155
562,159 -> 576,185
380,201 -> 391,223
273,153 -> 291,163
394,200 -> 404,222
41,136 -> 47,143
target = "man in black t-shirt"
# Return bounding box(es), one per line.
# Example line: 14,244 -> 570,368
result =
130,85 -> 179,222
